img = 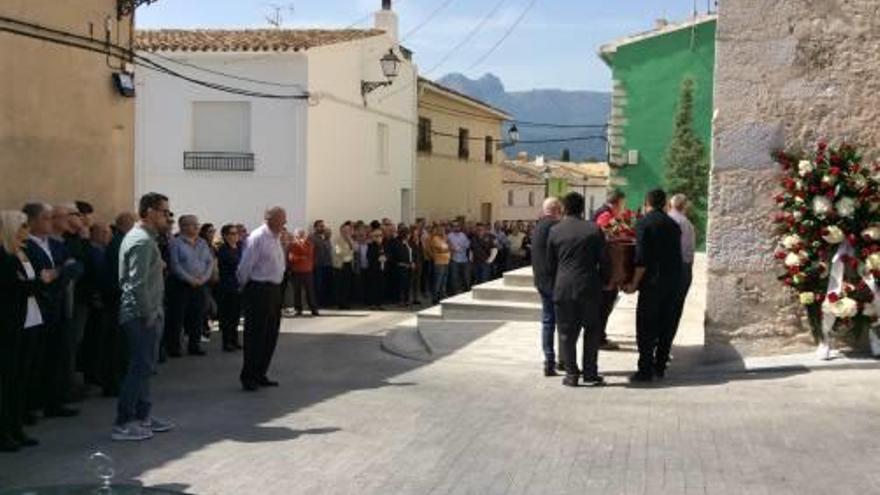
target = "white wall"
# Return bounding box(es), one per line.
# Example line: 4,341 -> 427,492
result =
304,34 -> 417,230
135,52 -> 309,230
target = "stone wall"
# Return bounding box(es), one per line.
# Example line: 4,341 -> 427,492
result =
707,0 -> 880,352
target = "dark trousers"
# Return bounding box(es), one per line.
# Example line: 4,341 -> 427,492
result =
384,265 -> 398,304
449,261 -> 470,295
218,289 -> 242,347
670,263 -> 693,341
397,266 -> 412,304
165,279 -> 206,353
315,266 -> 334,307
1,327 -> 41,439
432,264 -> 449,304
39,321 -> 71,412
335,263 -> 354,309
538,290 -> 557,365
352,271 -> 366,306
365,269 -> 385,307
555,299 -> 602,378
598,289 -> 618,343
473,263 -> 492,285
421,260 -> 433,299
116,317 -> 160,426
240,282 -> 282,385
97,300 -> 126,395
293,272 -> 318,313
636,282 -> 679,374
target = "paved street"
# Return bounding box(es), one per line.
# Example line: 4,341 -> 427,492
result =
2,307 -> 880,495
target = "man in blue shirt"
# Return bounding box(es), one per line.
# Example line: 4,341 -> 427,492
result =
447,222 -> 471,296
166,215 -> 214,357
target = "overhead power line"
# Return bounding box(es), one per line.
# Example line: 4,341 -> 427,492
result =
419,101 -> 606,128
140,51 -> 307,90
401,0 -> 458,42
423,0 -> 510,75
466,0 -> 538,71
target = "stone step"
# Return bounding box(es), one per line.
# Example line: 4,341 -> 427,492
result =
472,280 -> 541,304
438,292 -> 542,321
502,267 -> 534,288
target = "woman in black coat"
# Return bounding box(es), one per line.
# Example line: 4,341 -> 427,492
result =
0,210 -> 47,452
365,229 -> 387,310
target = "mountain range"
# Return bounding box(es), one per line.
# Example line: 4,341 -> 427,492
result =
436,73 -> 611,162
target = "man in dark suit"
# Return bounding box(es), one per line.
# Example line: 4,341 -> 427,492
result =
623,189 -> 684,383
531,197 -> 563,376
22,203 -> 83,418
547,192 -> 610,387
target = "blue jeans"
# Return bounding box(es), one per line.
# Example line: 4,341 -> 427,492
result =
539,289 -> 556,364
115,317 -> 160,426
433,264 -> 449,304
473,263 -> 492,285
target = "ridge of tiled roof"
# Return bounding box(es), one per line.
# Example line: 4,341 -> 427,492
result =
134,28 -> 385,52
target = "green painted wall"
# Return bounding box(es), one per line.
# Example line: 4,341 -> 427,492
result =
608,20 -> 716,211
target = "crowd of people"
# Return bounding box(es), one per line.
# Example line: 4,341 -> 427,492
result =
533,188 -> 696,387
0,190 -> 546,449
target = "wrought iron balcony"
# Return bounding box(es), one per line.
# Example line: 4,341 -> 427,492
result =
183,152 -> 255,172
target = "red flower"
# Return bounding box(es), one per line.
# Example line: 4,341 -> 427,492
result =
830,166 -> 841,176
827,292 -> 840,303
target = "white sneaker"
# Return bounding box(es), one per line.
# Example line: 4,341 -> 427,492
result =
112,423 -> 154,441
142,417 -> 176,433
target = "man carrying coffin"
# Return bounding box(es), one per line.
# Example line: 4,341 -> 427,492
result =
547,192 -> 610,387
623,189 -> 683,383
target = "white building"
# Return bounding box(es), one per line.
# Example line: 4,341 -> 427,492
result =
134,1 -> 416,230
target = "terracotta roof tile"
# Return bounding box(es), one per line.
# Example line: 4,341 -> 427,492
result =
135,29 -> 385,52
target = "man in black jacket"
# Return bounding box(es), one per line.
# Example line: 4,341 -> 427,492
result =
531,197 -> 562,376
624,189 -> 683,383
547,193 -> 610,387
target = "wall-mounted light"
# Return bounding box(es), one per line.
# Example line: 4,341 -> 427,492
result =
497,124 -> 520,150
361,49 -> 401,104
113,72 -> 135,97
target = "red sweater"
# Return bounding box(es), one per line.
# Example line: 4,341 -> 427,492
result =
288,240 -> 314,274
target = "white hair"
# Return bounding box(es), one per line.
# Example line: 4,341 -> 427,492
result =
542,197 -> 562,215
0,210 -> 28,253
670,194 -> 688,211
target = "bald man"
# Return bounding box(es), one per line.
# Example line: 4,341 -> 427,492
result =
237,207 -> 287,391
532,197 -> 563,376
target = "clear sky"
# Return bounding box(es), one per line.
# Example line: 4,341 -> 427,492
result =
136,0 -> 712,92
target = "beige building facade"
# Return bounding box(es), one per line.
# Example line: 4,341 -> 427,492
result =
415,78 -> 511,223
707,0 -> 880,352
1,1 -> 137,218
501,157 -> 610,221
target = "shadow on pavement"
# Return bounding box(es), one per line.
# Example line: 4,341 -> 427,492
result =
0,326 -> 483,490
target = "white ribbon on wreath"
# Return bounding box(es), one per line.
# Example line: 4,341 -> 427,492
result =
818,239 -> 880,359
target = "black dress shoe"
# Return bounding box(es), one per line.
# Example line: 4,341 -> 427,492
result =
543,366 -> 559,377
222,345 -> 236,352
188,348 -> 207,356
555,362 -> 565,372
0,436 -> 20,453
311,310 -> 320,317
241,381 -> 260,392
233,342 -> 243,350
44,406 -> 79,418
582,375 -> 607,387
654,369 -> 666,380
599,340 -> 621,351
562,376 -> 579,387
628,371 -> 654,384
167,350 -> 183,358
14,432 -> 39,447
258,378 -> 279,387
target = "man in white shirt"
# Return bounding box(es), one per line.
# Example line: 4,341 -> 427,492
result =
667,194 -> 696,341
237,207 -> 287,392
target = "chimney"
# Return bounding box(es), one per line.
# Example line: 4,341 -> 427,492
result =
375,0 -> 399,41
655,18 -> 669,29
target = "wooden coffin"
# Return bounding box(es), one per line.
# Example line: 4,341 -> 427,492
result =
607,240 -> 636,287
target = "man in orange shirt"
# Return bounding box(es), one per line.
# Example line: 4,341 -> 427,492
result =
288,229 -> 319,317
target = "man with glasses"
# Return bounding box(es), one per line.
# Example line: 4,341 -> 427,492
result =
113,192 -> 175,441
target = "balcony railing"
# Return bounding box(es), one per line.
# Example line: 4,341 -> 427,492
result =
183,152 -> 255,172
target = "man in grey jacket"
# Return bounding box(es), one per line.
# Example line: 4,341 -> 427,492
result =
113,192 -> 175,441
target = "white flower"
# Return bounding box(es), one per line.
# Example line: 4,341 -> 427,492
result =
798,160 -> 814,176
812,196 -> 833,217
781,234 -> 802,250
793,211 -> 804,221
852,174 -> 868,190
862,225 -> 880,241
831,297 -> 859,319
867,253 -> 880,272
784,252 -> 805,267
822,175 -> 837,186
799,292 -> 815,305
836,197 -> 856,217
822,225 -> 845,244
794,179 -> 804,190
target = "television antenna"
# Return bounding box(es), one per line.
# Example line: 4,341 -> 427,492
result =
266,3 -> 295,28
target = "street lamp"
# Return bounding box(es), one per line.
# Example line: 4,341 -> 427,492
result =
361,49 -> 401,104
542,165 -> 552,198
497,124 -> 521,150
